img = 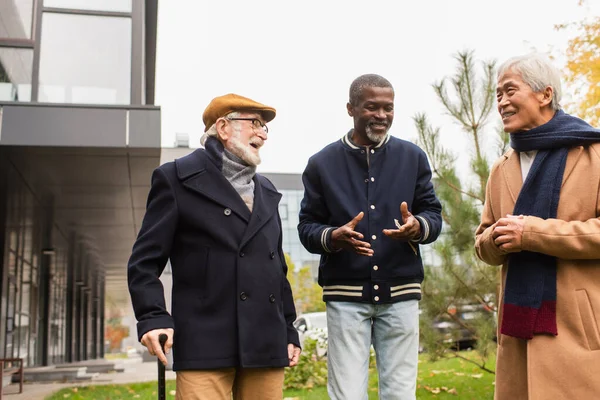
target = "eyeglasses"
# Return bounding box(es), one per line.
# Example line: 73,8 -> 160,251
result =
226,118 -> 269,134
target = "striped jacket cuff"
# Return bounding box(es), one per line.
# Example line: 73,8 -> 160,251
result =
412,216 -> 430,243
320,227 -> 336,253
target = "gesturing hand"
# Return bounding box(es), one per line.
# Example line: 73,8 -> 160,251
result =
383,202 -> 421,241
331,212 -> 374,256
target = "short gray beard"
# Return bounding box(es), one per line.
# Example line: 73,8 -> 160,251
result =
365,124 -> 388,143
228,128 -> 261,166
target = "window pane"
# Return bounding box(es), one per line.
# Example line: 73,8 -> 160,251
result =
39,13 -> 131,104
0,0 -> 34,39
43,0 -> 132,12
0,48 -> 33,101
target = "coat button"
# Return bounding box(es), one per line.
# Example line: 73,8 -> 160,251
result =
239,252 -> 245,257
240,292 -> 248,301
270,251 -> 275,259
224,208 -> 231,216
269,294 -> 276,303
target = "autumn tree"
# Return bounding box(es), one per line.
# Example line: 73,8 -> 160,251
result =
104,300 -> 130,353
286,254 -> 325,314
415,51 -> 506,373
558,1 -> 600,126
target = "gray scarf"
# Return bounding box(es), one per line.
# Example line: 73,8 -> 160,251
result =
205,137 -> 256,211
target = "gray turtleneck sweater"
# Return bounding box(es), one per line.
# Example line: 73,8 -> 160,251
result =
222,148 -> 256,211
204,136 -> 256,211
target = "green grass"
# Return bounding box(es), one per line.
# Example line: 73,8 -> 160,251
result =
46,351 -> 495,400
415,352 -> 495,400
45,381 -> 178,400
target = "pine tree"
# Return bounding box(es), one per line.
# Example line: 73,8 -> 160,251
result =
415,51 -> 507,373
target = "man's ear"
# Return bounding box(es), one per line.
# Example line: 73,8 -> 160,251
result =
539,86 -> 554,108
347,102 -> 354,117
216,118 -> 229,141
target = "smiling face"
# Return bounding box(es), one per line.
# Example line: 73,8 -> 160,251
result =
347,86 -> 394,145
496,69 -> 554,133
217,112 -> 267,166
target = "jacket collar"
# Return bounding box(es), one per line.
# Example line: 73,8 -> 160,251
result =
341,130 -> 391,150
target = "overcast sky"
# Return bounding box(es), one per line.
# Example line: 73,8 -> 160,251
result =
155,0 -> 599,176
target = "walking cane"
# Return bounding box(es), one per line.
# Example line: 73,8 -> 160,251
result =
158,333 -> 168,400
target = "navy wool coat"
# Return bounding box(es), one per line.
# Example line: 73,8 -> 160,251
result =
127,149 -> 300,370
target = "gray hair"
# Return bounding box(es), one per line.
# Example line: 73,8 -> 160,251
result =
349,74 -> 394,106
497,53 -> 562,111
200,111 -> 240,146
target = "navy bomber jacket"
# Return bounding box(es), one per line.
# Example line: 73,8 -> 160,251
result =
298,132 -> 442,304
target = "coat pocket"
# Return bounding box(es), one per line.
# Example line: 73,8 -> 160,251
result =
575,289 -> 600,351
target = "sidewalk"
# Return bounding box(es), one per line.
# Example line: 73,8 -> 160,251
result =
3,357 -> 176,400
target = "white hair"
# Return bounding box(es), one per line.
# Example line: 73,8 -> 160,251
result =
497,53 -> 562,111
200,111 -> 241,146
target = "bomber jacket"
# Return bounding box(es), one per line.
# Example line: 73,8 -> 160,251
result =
298,132 -> 442,304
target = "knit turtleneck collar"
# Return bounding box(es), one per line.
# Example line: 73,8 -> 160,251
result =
205,136 -> 256,210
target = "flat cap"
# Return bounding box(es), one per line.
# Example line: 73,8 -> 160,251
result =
202,93 -> 276,132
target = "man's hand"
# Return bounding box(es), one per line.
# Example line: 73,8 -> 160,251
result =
288,344 -> 302,367
383,202 -> 421,241
140,328 -> 174,366
331,212 -> 374,256
492,214 -> 525,252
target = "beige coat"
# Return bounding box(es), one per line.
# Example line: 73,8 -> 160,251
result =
475,144 -> 600,400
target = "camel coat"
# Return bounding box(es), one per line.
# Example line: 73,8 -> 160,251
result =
475,143 -> 600,400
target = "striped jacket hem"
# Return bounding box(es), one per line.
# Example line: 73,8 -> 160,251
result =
322,281 -> 422,304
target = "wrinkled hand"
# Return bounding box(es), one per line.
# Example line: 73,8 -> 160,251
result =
140,328 -> 174,366
382,202 -> 421,241
492,214 -> 525,253
288,344 -> 301,367
331,212 -> 374,256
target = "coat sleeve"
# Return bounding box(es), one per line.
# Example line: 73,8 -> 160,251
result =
522,216 -> 600,259
475,163 -> 508,266
278,213 -> 300,348
127,167 -> 177,341
411,150 -> 443,244
297,158 -> 338,254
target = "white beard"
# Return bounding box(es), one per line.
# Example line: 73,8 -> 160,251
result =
365,124 -> 388,143
228,129 -> 261,166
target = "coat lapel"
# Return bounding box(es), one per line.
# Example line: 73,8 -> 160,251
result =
176,149 -> 251,222
562,146 -> 583,187
239,176 -> 282,249
501,150 -> 522,206
501,146 -> 585,207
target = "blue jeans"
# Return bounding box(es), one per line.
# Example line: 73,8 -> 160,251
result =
326,300 -> 419,400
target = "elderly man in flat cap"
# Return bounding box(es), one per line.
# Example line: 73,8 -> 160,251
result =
128,94 -> 301,400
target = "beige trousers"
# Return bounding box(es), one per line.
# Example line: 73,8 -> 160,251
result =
175,367 -> 285,400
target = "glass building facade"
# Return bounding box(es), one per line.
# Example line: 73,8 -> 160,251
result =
0,0 -> 160,367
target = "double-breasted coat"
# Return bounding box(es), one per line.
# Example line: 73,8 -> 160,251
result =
475,143 -> 600,400
128,149 -> 299,371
